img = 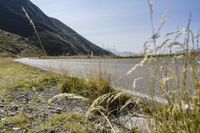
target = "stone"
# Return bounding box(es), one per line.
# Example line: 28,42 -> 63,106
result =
13,127 -> 21,131
10,105 -> 19,111
0,105 -> 5,108
51,107 -> 63,114
0,99 -> 5,103
16,94 -> 31,103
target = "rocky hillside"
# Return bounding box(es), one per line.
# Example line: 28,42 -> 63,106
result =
0,30 -> 42,57
0,0 -> 111,56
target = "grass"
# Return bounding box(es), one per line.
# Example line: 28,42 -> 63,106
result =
0,58 -> 57,99
147,54 -> 200,133
140,0 -> 200,132
58,74 -> 113,102
0,113 -> 29,130
21,103 -> 40,111
0,113 -> 98,133
86,92 -> 142,117
33,113 -> 97,133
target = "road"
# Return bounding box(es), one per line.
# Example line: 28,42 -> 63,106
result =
15,58 -> 179,104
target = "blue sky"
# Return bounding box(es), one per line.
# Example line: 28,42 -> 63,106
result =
31,0 -> 200,53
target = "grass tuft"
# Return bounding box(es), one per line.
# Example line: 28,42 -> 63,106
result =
58,75 -> 113,101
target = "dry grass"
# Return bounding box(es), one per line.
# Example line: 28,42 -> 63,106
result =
48,93 -> 89,103
131,0 -> 200,132
87,1 -> 200,132
86,92 -> 152,132
58,74 -> 113,102
0,58 -> 56,99
22,7 -> 47,56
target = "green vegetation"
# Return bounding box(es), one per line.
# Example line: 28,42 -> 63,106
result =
0,58 -> 56,99
34,113 -> 96,133
21,103 -> 40,111
0,111 -> 97,132
0,30 -> 42,57
59,76 -> 113,101
0,113 -> 29,130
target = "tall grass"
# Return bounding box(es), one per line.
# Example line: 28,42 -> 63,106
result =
22,7 -> 47,56
143,0 -> 199,132
88,0 -> 200,132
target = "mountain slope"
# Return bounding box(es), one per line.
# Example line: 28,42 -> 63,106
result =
0,0 -> 111,56
0,30 -> 42,57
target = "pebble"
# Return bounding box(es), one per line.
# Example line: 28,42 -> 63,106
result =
0,99 -> 5,103
13,127 -> 21,131
0,105 -> 5,108
10,105 -> 19,111
16,94 -> 30,102
51,108 -> 63,114
8,112 -> 17,116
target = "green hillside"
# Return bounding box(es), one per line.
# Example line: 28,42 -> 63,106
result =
0,30 -> 42,57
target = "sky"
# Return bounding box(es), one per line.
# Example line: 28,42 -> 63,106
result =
31,0 -> 200,53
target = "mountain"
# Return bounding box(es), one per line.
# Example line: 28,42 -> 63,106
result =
0,0 -> 111,56
106,48 -> 143,57
0,30 -> 42,57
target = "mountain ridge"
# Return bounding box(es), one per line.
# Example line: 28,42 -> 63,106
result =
0,0 -> 111,56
